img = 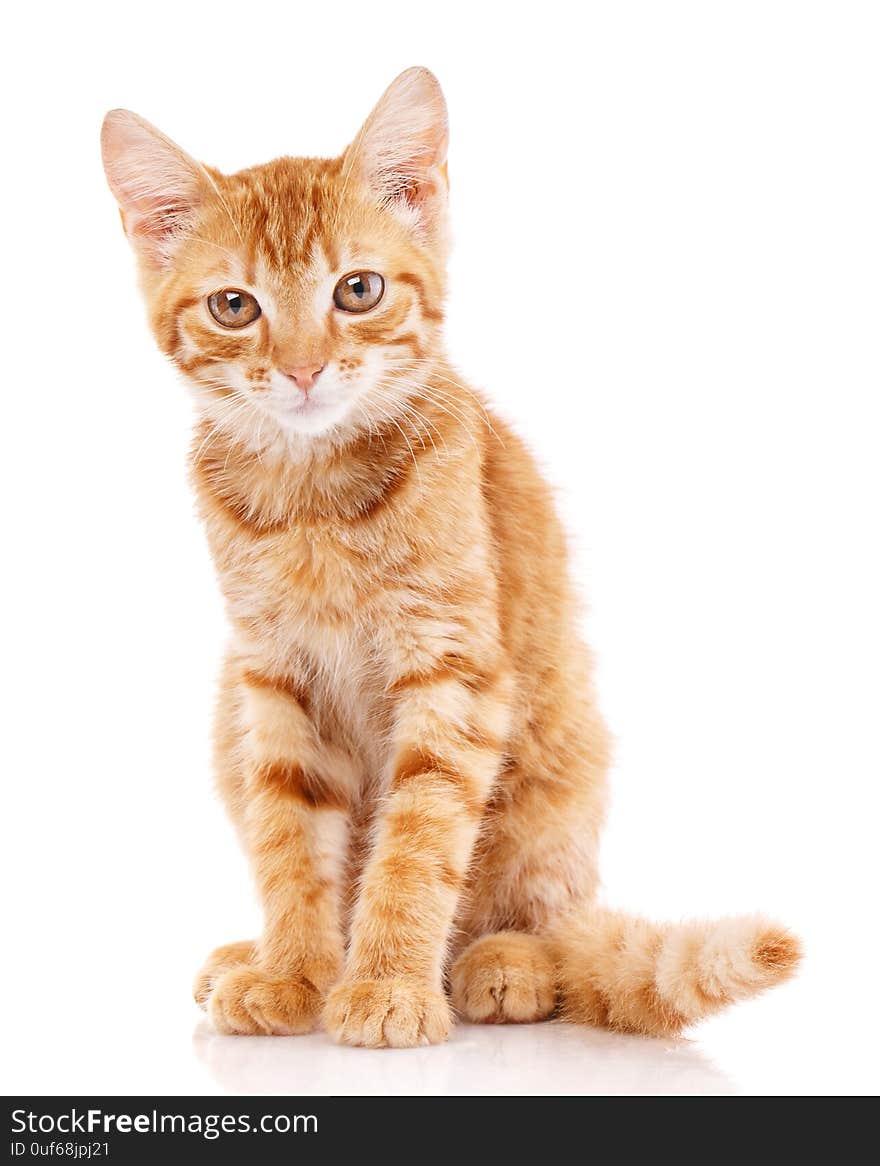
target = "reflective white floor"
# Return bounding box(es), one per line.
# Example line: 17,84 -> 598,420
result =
3,966 -> 877,1095
192,1020 -> 735,1096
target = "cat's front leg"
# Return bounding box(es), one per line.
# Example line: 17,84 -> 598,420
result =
207,664 -> 357,1036
324,656 -> 513,1048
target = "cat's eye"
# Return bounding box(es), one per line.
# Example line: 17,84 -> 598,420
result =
207,288 -> 262,328
333,271 -> 385,313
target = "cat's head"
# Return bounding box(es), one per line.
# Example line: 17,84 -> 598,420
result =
101,68 -> 449,446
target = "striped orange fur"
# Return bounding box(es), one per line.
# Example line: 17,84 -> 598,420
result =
101,68 -> 801,1047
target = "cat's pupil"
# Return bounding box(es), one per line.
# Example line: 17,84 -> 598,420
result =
226,293 -> 243,313
349,278 -> 366,298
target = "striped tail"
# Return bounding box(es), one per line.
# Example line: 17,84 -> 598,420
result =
551,908 -> 801,1037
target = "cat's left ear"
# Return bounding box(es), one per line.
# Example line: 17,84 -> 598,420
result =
345,67 -> 449,236
101,110 -> 207,266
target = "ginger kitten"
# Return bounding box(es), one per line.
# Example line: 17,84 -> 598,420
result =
101,68 -> 800,1047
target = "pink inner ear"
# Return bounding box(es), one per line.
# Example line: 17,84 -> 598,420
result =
363,135 -> 449,231
345,68 -> 449,232
400,170 -> 444,213
128,199 -> 188,242
102,110 -> 205,263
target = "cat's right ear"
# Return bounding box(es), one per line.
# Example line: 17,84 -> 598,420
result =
101,110 -> 206,266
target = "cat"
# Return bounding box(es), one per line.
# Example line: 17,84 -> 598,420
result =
101,67 -> 801,1047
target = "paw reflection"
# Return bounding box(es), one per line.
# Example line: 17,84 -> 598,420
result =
192,1018 -> 735,1095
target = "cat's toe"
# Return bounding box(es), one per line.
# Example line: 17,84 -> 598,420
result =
208,966 -> 323,1035
193,939 -> 257,1008
451,932 -> 557,1023
324,978 -> 451,1048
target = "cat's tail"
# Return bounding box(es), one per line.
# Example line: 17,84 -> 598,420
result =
548,907 -> 801,1037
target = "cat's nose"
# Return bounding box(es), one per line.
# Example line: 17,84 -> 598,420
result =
282,363 -> 325,392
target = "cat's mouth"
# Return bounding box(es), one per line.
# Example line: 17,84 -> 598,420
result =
284,395 -> 322,416
267,386 -> 353,436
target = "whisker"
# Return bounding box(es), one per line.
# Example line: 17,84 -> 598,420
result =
361,397 -> 424,490
372,384 -> 449,461
333,113 -> 373,233
379,375 -> 483,450
191,397 -> 254,464
389,359 -> 506,447
186,235 -> 241,261
198,167 -> 245,247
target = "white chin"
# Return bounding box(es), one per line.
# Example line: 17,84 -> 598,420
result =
273,399 -> 351,437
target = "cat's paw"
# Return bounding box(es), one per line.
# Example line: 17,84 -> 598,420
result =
451,932 -> 557,1023
323,978 -> 451,1048
193,940 -> 257,1008
207,966 -> 323,1035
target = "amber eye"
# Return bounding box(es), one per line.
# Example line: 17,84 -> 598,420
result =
333,271 -> 385,313
207,288 -> 261,328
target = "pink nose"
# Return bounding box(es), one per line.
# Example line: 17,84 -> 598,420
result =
283,363 -> 325,391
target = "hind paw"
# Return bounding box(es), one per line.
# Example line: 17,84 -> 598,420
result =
451,932 -> 557,1023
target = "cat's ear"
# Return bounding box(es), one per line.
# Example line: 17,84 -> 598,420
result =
101,110 -> 207,266
345,67 -> 449,235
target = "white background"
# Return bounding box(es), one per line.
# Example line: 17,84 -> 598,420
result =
2,1 -> 878,1096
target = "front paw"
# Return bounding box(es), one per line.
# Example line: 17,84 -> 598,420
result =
323,977 -> 451,1048
208,966 -> 323,1036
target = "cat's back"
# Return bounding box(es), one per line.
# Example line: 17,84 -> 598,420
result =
478,403 -> 583,673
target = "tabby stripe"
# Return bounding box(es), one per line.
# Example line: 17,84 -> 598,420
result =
389,653 -> 500,696
386,331 -> 424,352
242,669 -> 313,717
252,761 -> 348,811
391,746 -> 483,812
355,466 -> 410,521
396,272 -> 443,322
